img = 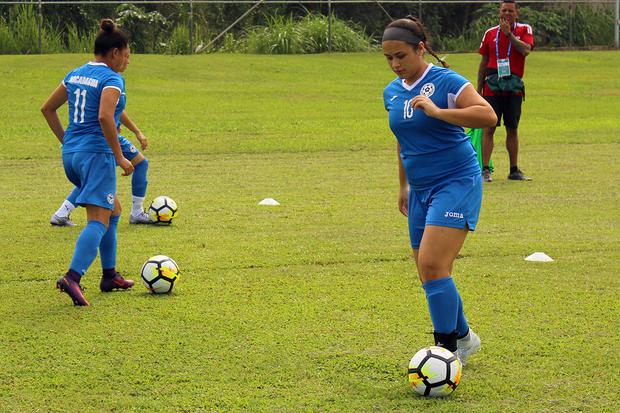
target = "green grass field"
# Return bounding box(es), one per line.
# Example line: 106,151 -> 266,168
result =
0,51 -> 619,412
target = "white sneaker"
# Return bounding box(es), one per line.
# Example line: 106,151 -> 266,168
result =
456,329 -> 481,366
482,169 -> 492,182
129,210 -> 154,224
50,213 -> 76,227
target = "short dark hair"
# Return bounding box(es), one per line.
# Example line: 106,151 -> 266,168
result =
501,0 -> 518,7
94,18 -> 129,56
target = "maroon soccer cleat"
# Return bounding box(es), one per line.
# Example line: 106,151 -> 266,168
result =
100,272 -> 135,292
56,275 -> 90,306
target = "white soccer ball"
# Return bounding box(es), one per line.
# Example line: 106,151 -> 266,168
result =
408,346 -> 462,397
140,255 -> 180,294
148,196 -> 178,224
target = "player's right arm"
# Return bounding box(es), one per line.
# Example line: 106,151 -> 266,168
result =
99,88 -> 134,176
40,83 -> 68,144
397,143 -> 408,217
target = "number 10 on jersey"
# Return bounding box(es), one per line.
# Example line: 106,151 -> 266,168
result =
403,98 -> 414,119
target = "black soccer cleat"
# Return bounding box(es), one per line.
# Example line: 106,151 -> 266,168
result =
100,272 -> 135,292
507,169 -> 532,181
56,274 -> 89,306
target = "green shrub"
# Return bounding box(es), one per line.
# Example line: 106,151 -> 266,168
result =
67,24 -> 96,54
435,34 -> 479,53
218,32 -> 245,53
40,25 -> 65,54
116,4 -> 168,53
0,4 -> 64,54
163,23 -> 210,55
245,14 -> 301,54
11,4 -> 40,53
297,13 -> 374,53
232,12 -> 374,54
164,24 -> 191,55
571,4 -> 614,47
0,18 -> 19,54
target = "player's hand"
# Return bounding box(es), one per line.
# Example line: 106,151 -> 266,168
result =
410,95 -> 441,119
117,157 -> 134,176
499,17 -> 511,35
398,186 -> 409,217
136,132 -> 148,150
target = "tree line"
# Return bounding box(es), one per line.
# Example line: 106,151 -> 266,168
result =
0,2 -> 614,54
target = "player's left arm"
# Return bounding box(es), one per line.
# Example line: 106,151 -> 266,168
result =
411,84 -> 497,128
40,84 -> 68,144
120,111 -> 148,150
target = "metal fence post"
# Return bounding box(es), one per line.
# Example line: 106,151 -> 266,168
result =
38,0 -> 42,54
569,3 -> 573,48
328,0 -> 332,53
615,0 -> 619,48
189,0 -> 194,53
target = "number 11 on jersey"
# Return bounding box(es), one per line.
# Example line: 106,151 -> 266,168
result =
73,88 -> 87,124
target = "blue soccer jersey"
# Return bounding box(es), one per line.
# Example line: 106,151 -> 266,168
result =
383,64 -> 480,190
62,62 -> 126,154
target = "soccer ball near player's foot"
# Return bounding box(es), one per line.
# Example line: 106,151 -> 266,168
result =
148,196 -> 178,224
140,255 -> 180,294
408,346 -> 462,397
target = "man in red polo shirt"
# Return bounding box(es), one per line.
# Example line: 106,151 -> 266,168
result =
477,0 -> 534,182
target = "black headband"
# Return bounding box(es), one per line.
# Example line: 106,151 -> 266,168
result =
382,27 -> 423,45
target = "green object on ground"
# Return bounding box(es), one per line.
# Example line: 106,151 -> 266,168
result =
467,128 -> 493,171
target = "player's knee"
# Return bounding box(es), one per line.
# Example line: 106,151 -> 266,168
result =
137,157 -> 149,170
113,198 -> 122,216
417,259 -> 449,281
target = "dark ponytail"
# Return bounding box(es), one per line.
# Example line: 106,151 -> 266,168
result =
385,16 -> 449,68
94,18 -> 128,56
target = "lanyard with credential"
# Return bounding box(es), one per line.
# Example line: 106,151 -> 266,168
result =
495,27 -> 511,60
495,26 -> 512,77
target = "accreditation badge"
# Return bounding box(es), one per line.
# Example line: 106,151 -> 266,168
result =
497,58 -> 511,78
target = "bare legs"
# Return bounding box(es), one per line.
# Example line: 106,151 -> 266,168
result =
483,126 -> 519,169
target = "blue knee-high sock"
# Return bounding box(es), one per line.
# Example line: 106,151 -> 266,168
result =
100,215 -> 119,270
131,158 -> 148,198
456,293 -> 470,338
422,276 -> 460,334
67,187 -> 79,205
69,221 -> 107,276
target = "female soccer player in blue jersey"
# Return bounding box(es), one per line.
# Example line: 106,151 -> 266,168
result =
382,17 -> 497,364
51,111 -> 153,226
41,19 -> 136,306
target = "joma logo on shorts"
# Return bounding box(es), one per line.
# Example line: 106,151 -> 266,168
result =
444,211 -> 464,219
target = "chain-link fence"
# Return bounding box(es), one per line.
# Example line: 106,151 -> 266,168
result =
0,0 -> 618,54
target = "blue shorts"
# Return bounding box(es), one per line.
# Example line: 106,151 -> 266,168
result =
119,135 -> 140,161
408,174 -> 483,249
62,152 -> 116,210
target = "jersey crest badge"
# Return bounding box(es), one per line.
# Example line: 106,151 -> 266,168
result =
420,83 -> 435,98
